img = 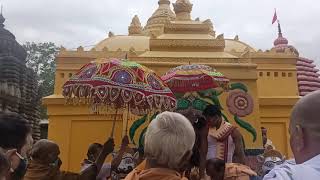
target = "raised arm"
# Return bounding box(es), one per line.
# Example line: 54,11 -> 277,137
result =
111,135 -> 129,170
79,138 -> 114,180
199,125 -> 209,178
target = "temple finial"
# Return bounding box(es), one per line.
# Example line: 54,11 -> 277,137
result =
159,0 -> 170,5
128,15 -> 142,35
0,5 -> 5,27
173,0 -> 193,21
273,19 -> 288,46
277,20 -> 282,37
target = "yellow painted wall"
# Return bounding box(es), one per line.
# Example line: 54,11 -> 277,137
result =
253,55 -> 299,157
45,51 -> 300,172
46,101 -> 126,172
259,99 -> 297,158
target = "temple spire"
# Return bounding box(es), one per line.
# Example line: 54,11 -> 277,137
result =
0,5 -> 5,28
158,0 -> 170,5
273,19 -> 288,47
128,15 -> 143,35
277,20 -> 283,37
173,0 -> 193,21
144,0 -> 175,34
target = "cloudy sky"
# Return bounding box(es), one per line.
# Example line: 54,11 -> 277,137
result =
2,0 -> 320,64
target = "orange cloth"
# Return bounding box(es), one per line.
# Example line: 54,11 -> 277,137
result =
24,160 -> 82,180
224,163 -> 257,180
124,168 -> 188,180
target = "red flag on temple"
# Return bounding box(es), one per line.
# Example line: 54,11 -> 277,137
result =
272,9 -> 278,24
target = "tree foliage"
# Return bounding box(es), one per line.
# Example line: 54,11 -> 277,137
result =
23,42 -> 59,119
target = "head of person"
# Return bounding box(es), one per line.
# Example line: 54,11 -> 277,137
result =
30,139 -> 61,168
261,127 -> 268,147
257,149 -> 285,175
206,158 -> 225,180
144,111 -> 195,171
0,113 -> 33,157
87,143 -> 103,162
290,90 -> 320,164
181,110 -> 207,130
0,113 -> 33,179
0,150 -> 10,180
203,105 -> 222,128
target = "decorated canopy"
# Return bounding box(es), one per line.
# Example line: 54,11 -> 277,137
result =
161,64 -> 229,93
161,64 -> 229,116
63,58 -> 177,115
162,64 -> 257,142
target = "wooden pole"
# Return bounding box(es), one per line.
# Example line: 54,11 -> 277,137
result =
110,108 -> 118,137
125,105 -> 130,135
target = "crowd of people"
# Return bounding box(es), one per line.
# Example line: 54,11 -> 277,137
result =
1,90 -> 320,180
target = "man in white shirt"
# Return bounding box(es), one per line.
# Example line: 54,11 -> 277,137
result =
264,91 -> 320,180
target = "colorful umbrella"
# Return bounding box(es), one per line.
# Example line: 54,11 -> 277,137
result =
162,64 -> 257,142
63,58 -> 176,136
161,64 -> 229,116
161,64 -> 229,93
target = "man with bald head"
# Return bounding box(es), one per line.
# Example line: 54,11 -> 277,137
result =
263,91 -> 320,179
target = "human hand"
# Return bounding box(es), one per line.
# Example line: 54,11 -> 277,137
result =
79,164 -> 98,180
104,138 -> 115,154
121,135 -> 129,148
5,149 -> 19,171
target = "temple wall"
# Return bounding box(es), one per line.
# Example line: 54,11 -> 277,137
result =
44,97 -> 128,172
254,54 -> 299,157
45,50 -> 301,171
259,98 -> 297,158
131,57 -> 263,148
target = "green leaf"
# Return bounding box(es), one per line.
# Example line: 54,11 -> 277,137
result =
234,116 -> 257,142
23,42 -> 58,120
136,112 -> 159,147
198,89 -> 215,96
150,112 -> 159,122
177,99 -> 191,110
230,83 -> 248,92
129,115 -> 147,143
192,99 -> 208,111
138,127 -> 147,148
211,95 -> 223,110
221,112 -> 230,122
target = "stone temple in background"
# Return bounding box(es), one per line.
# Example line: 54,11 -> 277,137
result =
43,0 -> 319,172
0,13 -> 41,140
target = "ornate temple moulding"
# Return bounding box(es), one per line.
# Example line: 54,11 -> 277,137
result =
164,22 -> 210,34
256,67 -> 296,71
149,39 -> 225,51
259,96 -> 299,106
57,50 -> 145,58
132,57 -> 252,65
251,52 -> 296,58
252,58 -> 297,66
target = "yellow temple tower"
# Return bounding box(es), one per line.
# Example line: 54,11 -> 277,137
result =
44,0 -> 320,172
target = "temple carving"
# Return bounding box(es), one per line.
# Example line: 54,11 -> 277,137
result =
0,13 -> 41,140
42,0 -> 319,172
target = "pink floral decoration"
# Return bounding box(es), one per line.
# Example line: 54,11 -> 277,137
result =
227,90 -> 254,117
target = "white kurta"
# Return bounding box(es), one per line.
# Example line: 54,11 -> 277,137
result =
263,154 -> 320,180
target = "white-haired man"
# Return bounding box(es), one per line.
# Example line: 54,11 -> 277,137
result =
264,91 -> 320,179
125,111 -> 195,180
